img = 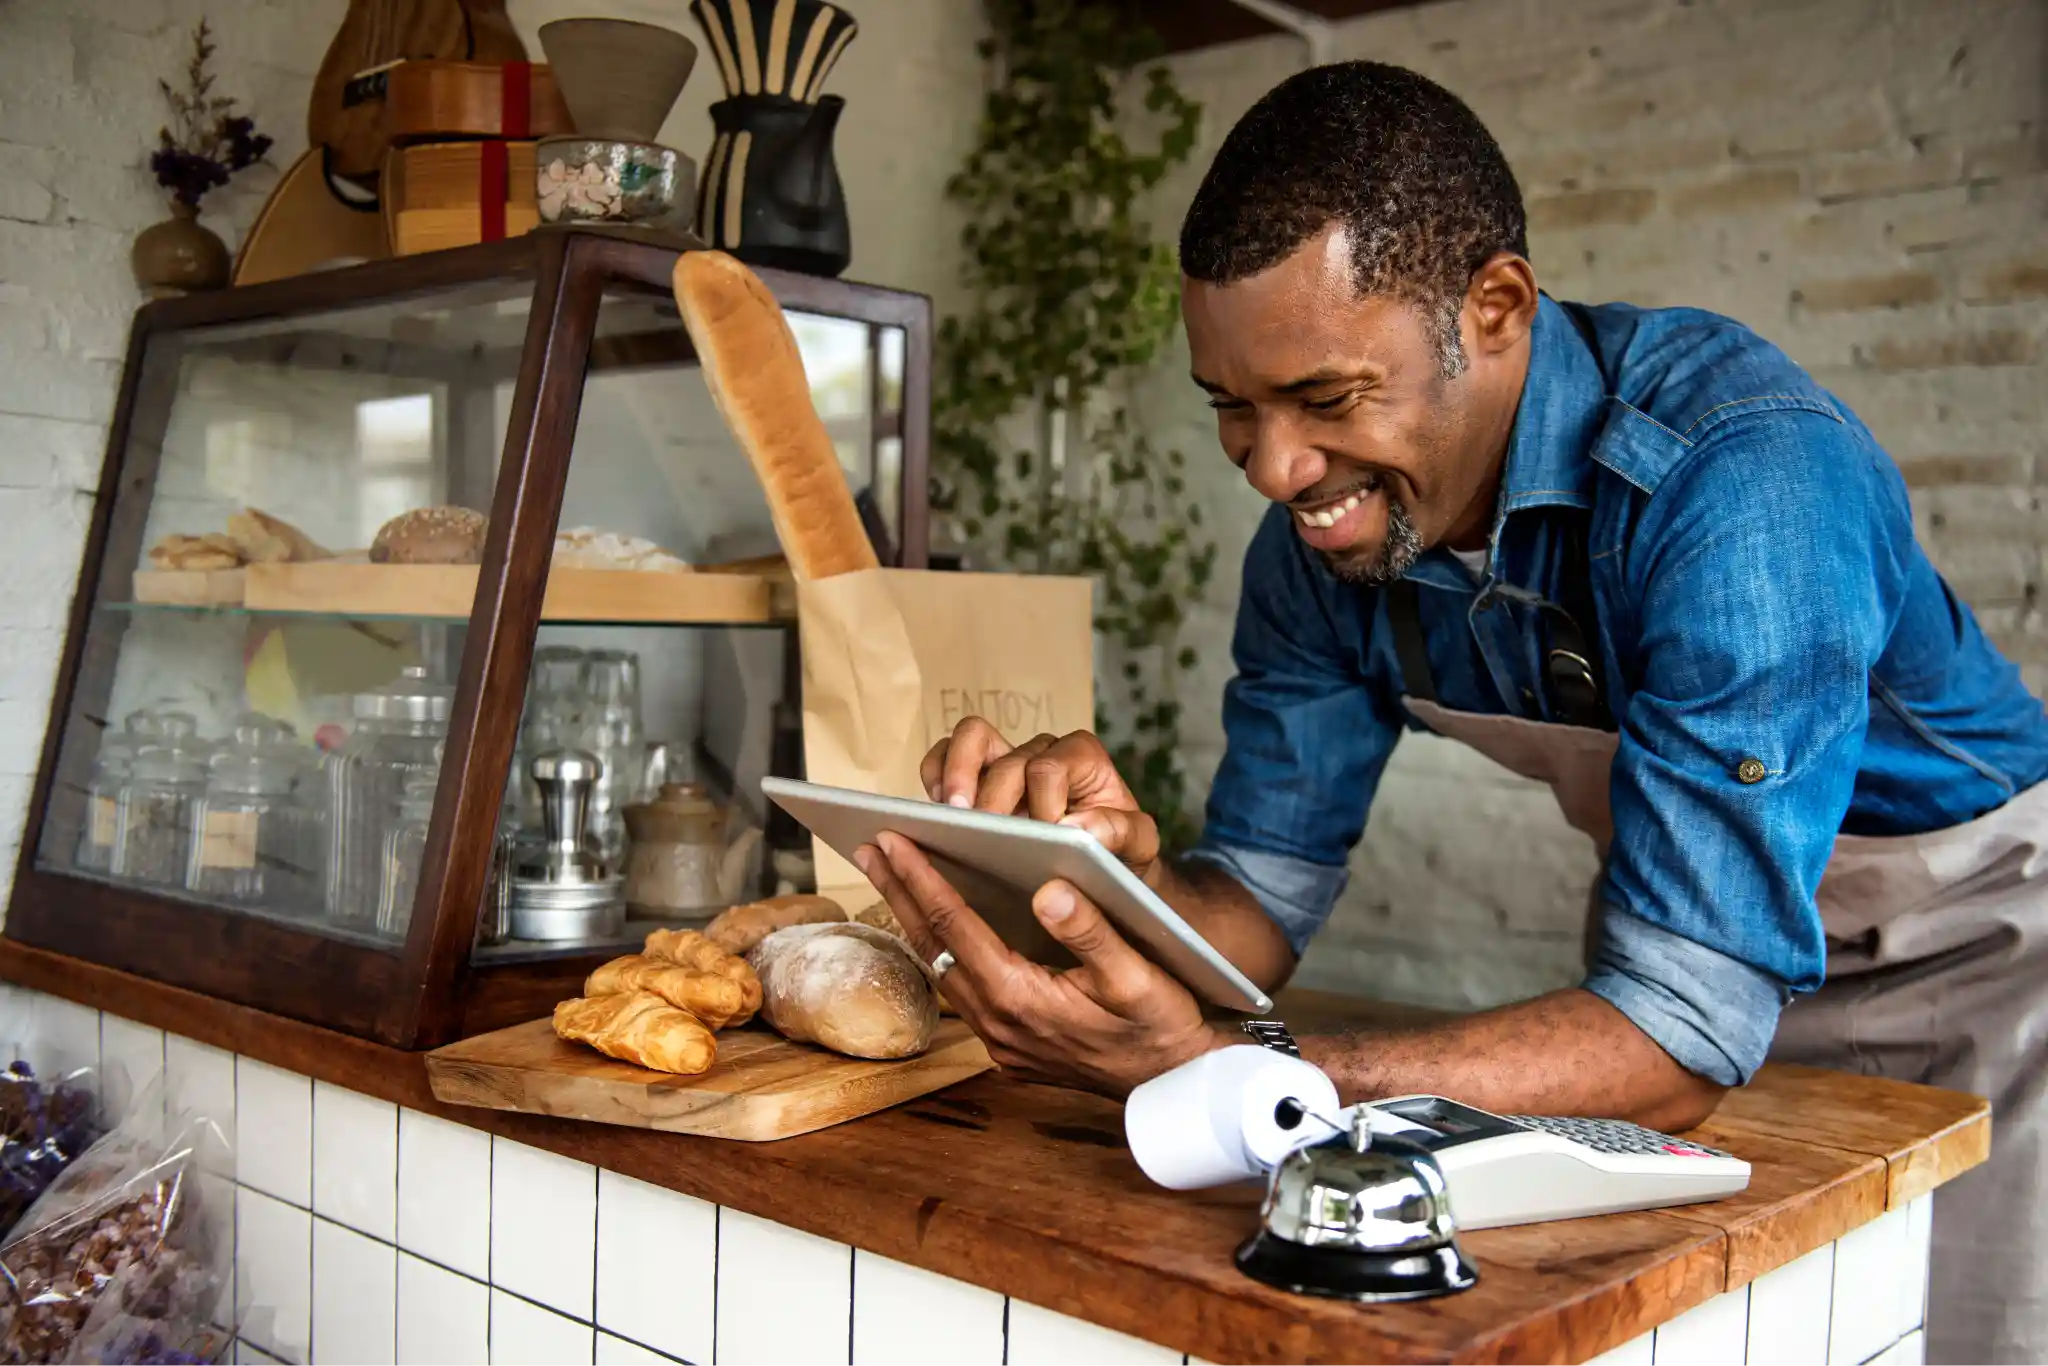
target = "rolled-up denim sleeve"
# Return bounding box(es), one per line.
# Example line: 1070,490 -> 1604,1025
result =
1598,409 -> 1908,1079
1187,507 -> 1399,953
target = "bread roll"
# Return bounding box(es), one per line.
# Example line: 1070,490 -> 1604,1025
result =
371,506 -> 488,564
642,928 -> 763,1021
553,991 -> 717,1074
584,954 -> 750,1030
705,894 -> 847,956
670,251 -> 880,581
148,534 -> 240,571
748,923 -> 938,1060
227,508 -> 329,564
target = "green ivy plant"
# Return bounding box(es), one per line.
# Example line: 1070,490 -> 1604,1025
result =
933,0 -> 1215,852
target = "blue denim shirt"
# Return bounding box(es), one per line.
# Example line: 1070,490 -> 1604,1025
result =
1188,295 -> 2048,1086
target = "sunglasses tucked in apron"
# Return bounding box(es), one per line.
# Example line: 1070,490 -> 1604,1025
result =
1403,693 -> 2048,1365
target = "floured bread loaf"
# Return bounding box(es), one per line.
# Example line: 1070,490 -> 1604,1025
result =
670,251 -> 880,581
748,922 -> 938,1060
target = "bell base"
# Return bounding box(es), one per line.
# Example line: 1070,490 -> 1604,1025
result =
1234,1231 -> 1478,1303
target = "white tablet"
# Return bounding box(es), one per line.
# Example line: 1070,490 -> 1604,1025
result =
761,776 -> 1275,1014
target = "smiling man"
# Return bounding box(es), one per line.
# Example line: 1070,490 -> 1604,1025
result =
853,62 -> 2048,1363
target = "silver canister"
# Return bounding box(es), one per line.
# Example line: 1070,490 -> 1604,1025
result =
509,749 -> 624,941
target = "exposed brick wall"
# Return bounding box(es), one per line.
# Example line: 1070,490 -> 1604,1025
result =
1143,0 -> 2048,1008
0,0 -> 985,906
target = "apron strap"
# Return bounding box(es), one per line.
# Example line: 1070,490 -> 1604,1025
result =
1385,578 -> 1437,704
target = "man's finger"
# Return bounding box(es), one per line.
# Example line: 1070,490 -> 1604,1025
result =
1057,806 -> 1161,873
972,734 -> 1059,814
1031,879 -> 1159,1013
874,831 -> 1017,979
854,843 -> 990,1015
936,718 -> 1014,807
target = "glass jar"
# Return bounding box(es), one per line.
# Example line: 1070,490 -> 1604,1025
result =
116,736 -> 207,888
325,666 -> 451,926
185,718 -> 302,906
377,741 -> 444,938
77,709 -> 160,874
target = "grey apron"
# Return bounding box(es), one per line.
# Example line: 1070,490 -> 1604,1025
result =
1402,694 -> 2048,1364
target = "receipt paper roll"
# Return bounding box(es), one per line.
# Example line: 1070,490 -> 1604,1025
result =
1124,1045 -> 1342,1190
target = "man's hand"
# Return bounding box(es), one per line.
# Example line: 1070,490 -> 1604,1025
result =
921,720 -> 1165,889
853,832 -> 1225,1098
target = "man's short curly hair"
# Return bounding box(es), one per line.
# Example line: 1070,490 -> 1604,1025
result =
1179,62 -> 1526,376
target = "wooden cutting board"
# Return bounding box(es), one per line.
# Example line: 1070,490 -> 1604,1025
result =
426,1017 -> 993,1141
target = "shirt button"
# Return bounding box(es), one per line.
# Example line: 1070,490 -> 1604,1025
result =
1520,688 -> 1538,709
1736,757 -> 1768,784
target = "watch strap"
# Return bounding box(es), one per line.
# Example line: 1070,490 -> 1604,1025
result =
1241,1019 -> 1300,1057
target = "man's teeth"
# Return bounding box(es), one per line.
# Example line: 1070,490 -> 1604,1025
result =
1296,490 -> 1367,529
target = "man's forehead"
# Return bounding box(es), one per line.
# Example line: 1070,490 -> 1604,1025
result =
1184,268 -> 1422,392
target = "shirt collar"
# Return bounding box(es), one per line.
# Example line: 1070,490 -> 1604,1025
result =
1405,294 -> 1609,591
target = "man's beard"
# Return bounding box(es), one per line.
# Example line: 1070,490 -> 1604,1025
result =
1320,495 -> 1425,585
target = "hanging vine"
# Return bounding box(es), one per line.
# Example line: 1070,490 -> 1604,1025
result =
933,0 -> 1214,850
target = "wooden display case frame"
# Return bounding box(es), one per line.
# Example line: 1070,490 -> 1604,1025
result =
4,228 -> 932,1049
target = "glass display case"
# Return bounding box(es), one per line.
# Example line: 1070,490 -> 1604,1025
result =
6,229 -> 930,1047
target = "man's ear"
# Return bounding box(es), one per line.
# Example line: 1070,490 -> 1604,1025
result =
1465,252 -> 1539,358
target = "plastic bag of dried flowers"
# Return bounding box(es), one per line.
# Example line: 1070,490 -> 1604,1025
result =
0,1060 -> 101,1243
0,1084 -> 229,1365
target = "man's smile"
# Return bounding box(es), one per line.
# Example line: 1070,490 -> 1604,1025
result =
1289,473 -> 1387,551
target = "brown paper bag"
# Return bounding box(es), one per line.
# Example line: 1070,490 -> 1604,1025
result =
796,568 -> 1095,908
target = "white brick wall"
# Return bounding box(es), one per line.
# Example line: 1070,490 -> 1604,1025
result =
0,0 -> 987,908
1143,0 -> 2048,1008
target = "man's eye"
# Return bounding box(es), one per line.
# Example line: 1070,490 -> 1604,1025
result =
1305,392 -> 1355,412
1206,398 -> 1248,412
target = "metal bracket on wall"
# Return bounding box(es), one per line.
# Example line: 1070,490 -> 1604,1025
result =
1216,0 -> 1338,66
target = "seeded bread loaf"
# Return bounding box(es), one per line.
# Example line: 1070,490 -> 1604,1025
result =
670,251 -> 880,581
371,506 -> 488,564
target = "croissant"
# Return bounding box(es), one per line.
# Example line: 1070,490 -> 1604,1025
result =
552,991 -> 716,1075
585,954 -> 750,1030
643,928 -> 763,1020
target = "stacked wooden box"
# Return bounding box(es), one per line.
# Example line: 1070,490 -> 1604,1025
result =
379,60 -> 575,255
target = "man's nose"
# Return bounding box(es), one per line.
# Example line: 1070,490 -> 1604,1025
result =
1241,418 -> 1325,504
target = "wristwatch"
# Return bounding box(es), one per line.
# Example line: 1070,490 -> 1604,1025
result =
1240,1019 -> 1300,1057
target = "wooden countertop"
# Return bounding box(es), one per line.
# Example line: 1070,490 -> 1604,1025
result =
0,943 -> 1988,1365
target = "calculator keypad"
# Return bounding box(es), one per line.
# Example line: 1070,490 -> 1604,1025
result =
1507,1115 -> 1733,1159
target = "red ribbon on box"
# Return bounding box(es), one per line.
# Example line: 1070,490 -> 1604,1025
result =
499,61 -> 532,139
478,141 -> 508,242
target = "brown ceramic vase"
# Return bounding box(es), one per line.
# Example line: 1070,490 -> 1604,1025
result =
131,200 -> 231,297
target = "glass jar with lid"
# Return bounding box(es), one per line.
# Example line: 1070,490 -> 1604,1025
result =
77,709 -> 161,874
185,716 -> 303,906
116,724 -> 208,888
325,665 -> 452,926
377,740 -> 444,939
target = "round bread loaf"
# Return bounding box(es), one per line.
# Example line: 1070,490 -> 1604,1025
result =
371,506 -> 488,564
747,922 -> 937,1059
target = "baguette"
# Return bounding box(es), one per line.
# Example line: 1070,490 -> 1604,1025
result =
552,991 -> 717,1075
704,893 -> 847,956
670,251 -> 880,580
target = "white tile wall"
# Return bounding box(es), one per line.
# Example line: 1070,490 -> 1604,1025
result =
490,1136 -> 598,1320
312,1218 -> 396,1365
238,1188 -> 312,1364
1746,1241 -> 1835,1364
238,1056 -> 313,1207
716,1210 -> 852,1365
491,1288 -> 596,1366
397,1253 -> 489,1366
313,1081 -> 397,1243
1007,1300 -> 1185,1365
0,991 -> 1949,1366
851,1250 -> 1005,1365
595,1171 -> 715,1365
98,1012 -> 163,1124
1652,1284 -> 1750,1365
398,1108 -> 493,1281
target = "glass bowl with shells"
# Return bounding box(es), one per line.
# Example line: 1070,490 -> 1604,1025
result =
535,138 -> 697,231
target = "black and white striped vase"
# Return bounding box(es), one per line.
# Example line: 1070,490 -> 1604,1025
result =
690,0 -> 858,277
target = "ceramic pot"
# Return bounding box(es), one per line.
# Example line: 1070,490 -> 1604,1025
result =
538,18 -> 698,142
696,94 -> 850,277
131,201 -> 230,297
536,137 -> 696,231
690,0 -> 857,103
